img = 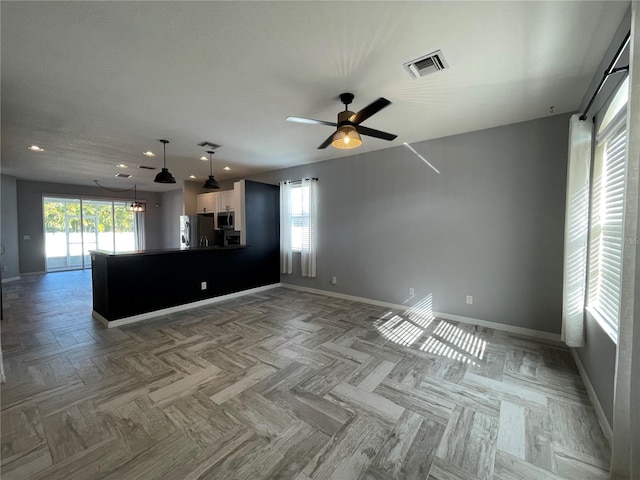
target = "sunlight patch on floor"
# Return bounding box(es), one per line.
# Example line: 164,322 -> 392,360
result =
375,293 -> 435,347
374,295 -> 487,364
421,321 -> 486,365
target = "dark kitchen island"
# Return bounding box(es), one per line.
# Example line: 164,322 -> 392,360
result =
91,180 -> 280,326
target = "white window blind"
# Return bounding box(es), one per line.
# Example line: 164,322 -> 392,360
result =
588,119 -> 627,333
290,183 -> 309,252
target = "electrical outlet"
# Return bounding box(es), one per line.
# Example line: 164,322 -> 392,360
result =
23,235 -> 30,240
466,295 -> 473,304
201,281 -> 207,290
409,288 -> 415,296
331,276 -> 337,285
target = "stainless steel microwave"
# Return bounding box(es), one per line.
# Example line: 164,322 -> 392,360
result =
217,211 -> 234,230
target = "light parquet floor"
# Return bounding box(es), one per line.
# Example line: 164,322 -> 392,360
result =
1,271 -> 610,479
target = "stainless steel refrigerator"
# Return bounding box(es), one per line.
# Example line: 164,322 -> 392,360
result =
179,215 -> 215,249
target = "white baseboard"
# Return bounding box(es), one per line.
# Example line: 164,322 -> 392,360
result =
94,283 -> 282,328
570,348 -> 613,445
433,312 -> 562,343
92,311 -> 111,327
280,284 -> 561,343
1,276 -> 20,283
281,284 -> 408,311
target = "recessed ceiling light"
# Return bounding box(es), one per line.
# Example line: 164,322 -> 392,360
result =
199,156 -> 208,161
223,166 -> 231,171
143,151 -> 155,157
116,164 -> 128,168
28,145 -> 44,152
115,173 -> 132,178
189,175 -> 196,179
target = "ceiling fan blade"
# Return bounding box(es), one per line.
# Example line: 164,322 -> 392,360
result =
357,125 -> 397,141
317,133 -> 334,149
349,97 -> 391,125
286,116 -> 337,127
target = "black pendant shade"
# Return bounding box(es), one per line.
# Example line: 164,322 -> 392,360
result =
154,168 -> 176,184
202,150 -> 220,189
203,176 -> 220,189
154,139 -> 176,184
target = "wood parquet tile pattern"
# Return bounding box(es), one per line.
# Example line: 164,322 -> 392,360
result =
1,271 -> 610,479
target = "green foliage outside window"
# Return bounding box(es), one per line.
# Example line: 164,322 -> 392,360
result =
43,199 -> 134,233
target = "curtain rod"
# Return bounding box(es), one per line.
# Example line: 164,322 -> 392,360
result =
580,30 -> 630,121
284,178 -> 318,183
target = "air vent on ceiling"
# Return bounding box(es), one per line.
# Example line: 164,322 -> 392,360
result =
404,50 -> 448,79
138,165 -> 157,170
197,141 -> 222,149
115,173 -> 132,178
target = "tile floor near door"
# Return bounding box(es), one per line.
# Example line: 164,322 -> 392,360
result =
1,271 -> 610,479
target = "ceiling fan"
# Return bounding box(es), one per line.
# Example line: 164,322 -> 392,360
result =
286,93 -> 397,150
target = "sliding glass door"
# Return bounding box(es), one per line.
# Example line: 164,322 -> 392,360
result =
44,198 -> 82,270
44,197 -> 139,271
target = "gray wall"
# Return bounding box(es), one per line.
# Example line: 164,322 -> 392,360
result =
1,175 -> 20,279
183,181 -> 201,216
246,113 -> 569,334
16,180 -> 164,274
572,6 -> 631,428
160,188 -> 184,249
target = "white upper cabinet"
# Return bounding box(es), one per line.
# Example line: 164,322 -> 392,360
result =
217,190 -> 236,212
196,192 -> 216,214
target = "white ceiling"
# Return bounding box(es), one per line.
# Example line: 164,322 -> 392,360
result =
1,1 -> 628,192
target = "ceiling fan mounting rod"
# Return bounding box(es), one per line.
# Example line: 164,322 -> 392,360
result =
339,92 -> 354,109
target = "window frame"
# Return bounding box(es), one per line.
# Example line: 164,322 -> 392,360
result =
586,79 -> 629,342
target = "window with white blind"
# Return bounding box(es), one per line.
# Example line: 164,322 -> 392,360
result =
587,79 -> 628,338
290,182 -> 309,252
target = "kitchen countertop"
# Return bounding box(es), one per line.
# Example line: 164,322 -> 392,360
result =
90,245 -> 247,257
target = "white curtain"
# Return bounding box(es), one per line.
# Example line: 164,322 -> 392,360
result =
610,3 -> 640,477
280,180 -> 293,274
300,178 -> 317,277
134,211 -> 145,251
561,114 -> 593,347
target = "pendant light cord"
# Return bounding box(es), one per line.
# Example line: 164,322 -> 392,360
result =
93,180 -> 135,193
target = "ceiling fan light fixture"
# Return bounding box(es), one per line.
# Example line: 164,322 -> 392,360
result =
154,139 -> 176,184
331,125 -> 362,149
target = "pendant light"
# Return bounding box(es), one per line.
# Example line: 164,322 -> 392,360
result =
154,139 -> 176,183
129,184 -> 145,212
202,150 -> 220,189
